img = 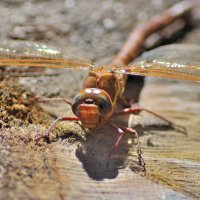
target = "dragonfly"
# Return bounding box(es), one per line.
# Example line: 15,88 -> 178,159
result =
0,1 -> 199,171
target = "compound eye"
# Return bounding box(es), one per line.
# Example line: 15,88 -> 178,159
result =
71,88 -> 113,117
71,93 -> 86,116
95,93 -> 112,115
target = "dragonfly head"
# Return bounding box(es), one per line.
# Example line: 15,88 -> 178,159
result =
72,88 -> 113,128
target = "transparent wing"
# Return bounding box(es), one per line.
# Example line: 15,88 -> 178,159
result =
0,40 -> 94,69
1,41 -> 200,83
106,44 -> 200,83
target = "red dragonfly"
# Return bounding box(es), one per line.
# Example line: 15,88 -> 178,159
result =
0,1 -> 199,170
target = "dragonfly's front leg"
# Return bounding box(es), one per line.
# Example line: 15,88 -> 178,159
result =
106,121 -> 146,172
35,116 -> 79,142
35,97 -> 80,142
106,122 -> 125,167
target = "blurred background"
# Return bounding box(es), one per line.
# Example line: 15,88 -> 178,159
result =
1,0 -> 198,62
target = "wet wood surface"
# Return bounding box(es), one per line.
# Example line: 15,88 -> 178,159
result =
0,0 -> 200,200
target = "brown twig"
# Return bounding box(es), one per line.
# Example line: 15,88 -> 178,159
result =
112,0 -> 196,66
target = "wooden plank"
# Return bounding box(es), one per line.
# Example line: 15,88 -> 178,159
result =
0,0 -> 200,199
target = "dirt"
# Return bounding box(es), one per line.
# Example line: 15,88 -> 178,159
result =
0,80 -> 50,129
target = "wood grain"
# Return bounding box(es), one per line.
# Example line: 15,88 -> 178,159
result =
0,0 -> 200,199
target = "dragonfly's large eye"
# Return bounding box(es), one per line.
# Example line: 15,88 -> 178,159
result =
71,92 -> 86,116
71,88 -> 113,117
94,92 -> 112,115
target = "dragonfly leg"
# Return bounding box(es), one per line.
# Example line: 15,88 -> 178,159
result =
36,97 -> 72,106
106,121 -> 146,172
35,116 -> 79,142
113,104 -> 173,125
106,121 -> 125,167
112,104 -> 186,133
120,126 -> 146,172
